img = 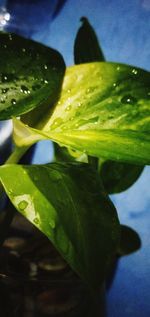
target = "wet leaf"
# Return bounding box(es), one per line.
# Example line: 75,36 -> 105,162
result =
0,162 -> 120,290
100,160 -> 144,194
0,32 -> 65,119
14,62 -> 150,165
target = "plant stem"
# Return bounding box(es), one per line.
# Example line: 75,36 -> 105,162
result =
5,146 -> 29,164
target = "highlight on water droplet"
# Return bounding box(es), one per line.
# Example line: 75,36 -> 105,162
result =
20,85 -> 30,94
2,88 -> 9,94
65,105 -> 72,112
11,99 -> 16,105
1,97 -> 5,104
121,95 -> 137,105
18,200 -> 28,211
132,68 -> 138,75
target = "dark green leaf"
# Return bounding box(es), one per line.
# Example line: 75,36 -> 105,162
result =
14,62 -> 150,165
74,17 -> 105,64
100,160 -> 144,194
118,225 -> 141,256
0,162 -> 120,290
0,32 -> 65,120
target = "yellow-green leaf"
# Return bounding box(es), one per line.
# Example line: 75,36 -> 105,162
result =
14,62 -> 150,165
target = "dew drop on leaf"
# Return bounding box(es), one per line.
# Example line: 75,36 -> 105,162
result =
51,118 -> 64,129
65,105 -> 72,112
121,95 -> 137,105
2,88 -> 9,94
11,99 -> 16,105
1,98 -> 5,104
18,200 -> 28,211
34,217 -> 39,225
20,85 -> 30,94
132,68 -> 138,75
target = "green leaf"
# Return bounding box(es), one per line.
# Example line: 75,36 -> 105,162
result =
100,160 -> 144,194
14,62 -> 150,165
74,17 -> 105,64
118,225 -> 141,256
0,162 -> 120,290
74,19 -> 145,183
0,32 -> 65,120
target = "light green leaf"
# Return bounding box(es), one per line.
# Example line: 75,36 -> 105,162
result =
0,32 -> 65,120
14,62 -> 150,165
0,162 -> 120,289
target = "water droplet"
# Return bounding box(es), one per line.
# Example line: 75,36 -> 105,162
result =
121,95 -> 137,105
44,79 -> 48,84
22,48 -> 26,53
132,68 -> 138,75
51,118 -> 63,129
2,88 -> 9,94
8,34 -> 12,41
1,73 -> 17,83
65,105 -> 72,111
86,86 -> 96,94
1,74 -> 8,82
20,85 -> 30,94
8,189 -> 13,195
113,83 -> 117,87
18,200 -> 28,211
34,217 -> 39,225
116,66 -> 120,71
11,99 -> 16,105
3,44 -> 7,49
44,65 -> 48,70
1,98 -> 5,104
